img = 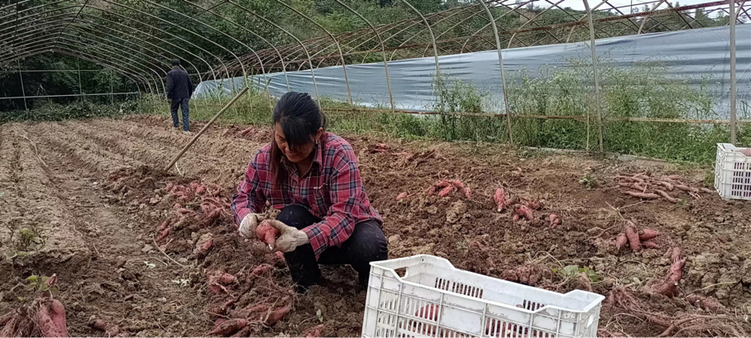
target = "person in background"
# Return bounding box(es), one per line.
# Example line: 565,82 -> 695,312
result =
166,59 -> 194,132
231,91 -> 388,293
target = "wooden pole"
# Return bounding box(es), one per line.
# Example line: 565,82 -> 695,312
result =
164,87 -> 249,172
729,0 -> 737,144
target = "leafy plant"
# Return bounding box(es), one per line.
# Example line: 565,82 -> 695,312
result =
4,218 -> 46,254
555,265 -> 602,283
26,275 -> 59,296
579,173 -> 599,189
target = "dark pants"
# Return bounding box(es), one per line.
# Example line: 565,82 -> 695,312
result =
170,97 -> 190,131
276,204 -> 388,291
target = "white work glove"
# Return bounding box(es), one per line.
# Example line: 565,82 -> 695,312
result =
238,213 -> 260,238
268,220 -> 309,253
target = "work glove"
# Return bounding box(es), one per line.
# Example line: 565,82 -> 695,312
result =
238,213 -> 260,238
268,220 -> 309,253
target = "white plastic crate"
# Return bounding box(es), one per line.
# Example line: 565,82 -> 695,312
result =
362,255 -> 604,338
714,143 -> 751,201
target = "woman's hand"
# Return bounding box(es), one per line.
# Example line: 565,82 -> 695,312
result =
238,213 -> 260,238
268,220 -> 309,252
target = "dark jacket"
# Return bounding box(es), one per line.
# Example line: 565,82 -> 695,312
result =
166,68 -> 193,100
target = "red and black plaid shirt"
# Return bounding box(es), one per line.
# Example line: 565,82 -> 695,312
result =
231,132 -> 382,259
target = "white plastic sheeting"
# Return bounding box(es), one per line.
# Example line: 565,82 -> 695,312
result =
194,25 -> 750,116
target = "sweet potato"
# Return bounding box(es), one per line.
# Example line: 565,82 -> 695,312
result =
88,316 -> 120,337
653,248 -> 686,297
493,188 -> 506,212
230,326 -> 251,337
449,180 -> 464,189
196,185 -> 206,195
657,181 -> 674,191
686,295 -> 725,311
615,233 -> 628,249
435,180 -> 452,188
0,311 -> 31,338
396,192 -> 408,200
617,182 -> 636,189
157,219 -> 172,232
250,263 -> 274,277
625,223 -> 641,252
548,214 -> 561,228
415,304 -> 440,321
656,190 -> 678,203
425,186 -> 436,196
209,318 -> 248,336
156,227 -> 171,241
437,186 -> 454,197
639,229 -> 660,241
177,208 -> 194,215
463,187 -> 472,199
37,299 -> 69,337
624,191 -> 660,200
256,221 -> 280,245
512,214 -> 520,222
699,187 -> 714,194
195,238 -> 213,255
217,273 -> 238,285
515,205 -> 534,221
642,241 -> 659,249
265,306 -> 291,325
230,304 -> 270,320
303,324 -> 325,338
665,175 -> 684,181
166,182 -> 175,192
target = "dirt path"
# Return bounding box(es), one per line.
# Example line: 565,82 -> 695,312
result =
2,115 -> 751,337
1,121 -> 210,336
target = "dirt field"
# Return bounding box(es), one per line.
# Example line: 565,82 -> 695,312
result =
1,115 -> 750,337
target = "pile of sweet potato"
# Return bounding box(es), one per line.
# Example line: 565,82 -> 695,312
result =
493,187 -> 561,228
425,179 -> 472,199
615,221 -> 660,251
1,277 -> 69,337
203,261 -> 296,337
156,180 -> 230,250
616,173 -> 713,203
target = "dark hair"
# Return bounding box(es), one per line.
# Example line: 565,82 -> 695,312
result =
270,92 -> 327,187
171,59 -> 181,66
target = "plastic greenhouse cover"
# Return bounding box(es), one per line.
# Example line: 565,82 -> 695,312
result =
194,25 -> 750,117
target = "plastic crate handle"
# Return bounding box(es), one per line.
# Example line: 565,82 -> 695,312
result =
370,255 -> 455,281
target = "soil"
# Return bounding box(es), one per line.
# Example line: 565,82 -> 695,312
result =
1,115 -> 750,337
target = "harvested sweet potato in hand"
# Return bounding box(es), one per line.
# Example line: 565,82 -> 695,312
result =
256,220 -> 281,246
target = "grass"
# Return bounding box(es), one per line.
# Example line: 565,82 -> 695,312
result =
0,99 -> 140,124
